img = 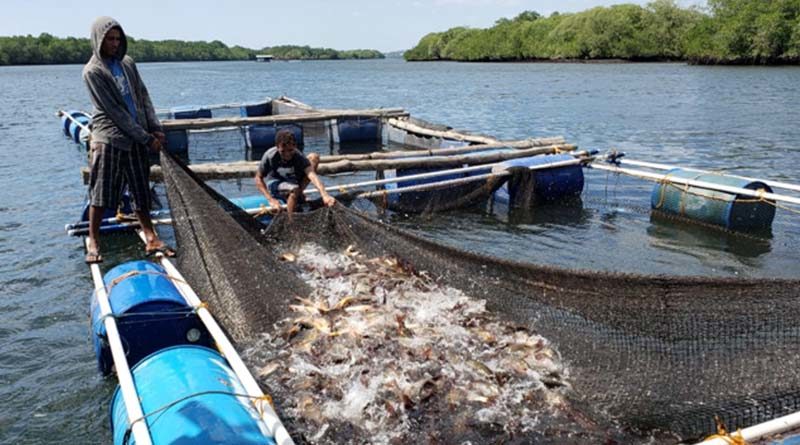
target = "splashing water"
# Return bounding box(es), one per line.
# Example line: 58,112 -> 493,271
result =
244,243 -> 593,444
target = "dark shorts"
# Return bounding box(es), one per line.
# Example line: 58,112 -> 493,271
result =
89,142 -> 151,212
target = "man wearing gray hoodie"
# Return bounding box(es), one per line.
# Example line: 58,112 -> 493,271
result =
83,17 -> 173,263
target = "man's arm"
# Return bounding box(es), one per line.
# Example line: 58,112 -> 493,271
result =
255,171 -> 283,213
305,167 -> 336,207
83,69 -> 153,147
131,63 -> 163,136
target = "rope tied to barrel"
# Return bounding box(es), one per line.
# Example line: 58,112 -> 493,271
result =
701,416 -> 748,445
115,207 -> 137,223
193,301 -> 210,313
654,172 -> 675,210
256,394 -> 275,416
106,270 -> 188,296
255,203 -> 279,217
122,390 -> 279,445
90,271 -> 197,333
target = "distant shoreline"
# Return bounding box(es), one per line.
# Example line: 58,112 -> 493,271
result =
406,57 -> 800,65
0,34 -> 383,66
404,4 -> 800,66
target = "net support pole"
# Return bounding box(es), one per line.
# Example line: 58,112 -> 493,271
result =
137,232 -> 295,445
309,151 -> 592,197
700,411 -> 800,444
613,158 -> 800,194
56,109 -> 91,132
588,162 -> 800,206
85,238 -> 153,445
353,156 -> 589,198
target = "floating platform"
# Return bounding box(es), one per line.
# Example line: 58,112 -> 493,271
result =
58,96 -> 800,445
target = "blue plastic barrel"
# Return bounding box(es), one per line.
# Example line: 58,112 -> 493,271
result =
772,433 -> 800,445
165,130 -> 189,154
244,124 -> 304,149
337,117 -> 380,143
91,261 -> 211,375
61,110 -> 91,138
111,345 -> 276,445
493,154 -> 584,206
650,168 -> 775,231
171,106 -> 212,120
229,194 -> 279,224
240,101 -> 272,117
80,194 -> 134,223
69,114 -> 91,143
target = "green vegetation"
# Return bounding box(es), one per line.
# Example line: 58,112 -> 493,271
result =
405,0 -> 800,64
265,45 -> 383,60
0,35 -> 383,66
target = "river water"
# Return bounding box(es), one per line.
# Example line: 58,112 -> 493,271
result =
0,59 -> 798,443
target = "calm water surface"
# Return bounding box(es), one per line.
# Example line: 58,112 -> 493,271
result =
0,59 -> 798,443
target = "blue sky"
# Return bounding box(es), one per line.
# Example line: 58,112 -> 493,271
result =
2,0 -> 705,52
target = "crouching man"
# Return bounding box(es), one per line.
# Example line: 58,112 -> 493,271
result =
254,129 -> 336,214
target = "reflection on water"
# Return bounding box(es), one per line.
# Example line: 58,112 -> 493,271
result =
648,212 -> 773,260
490,198 -> 591,228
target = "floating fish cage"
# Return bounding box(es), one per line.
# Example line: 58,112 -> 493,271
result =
59,96 -> 800,445
60,96 -> 800,235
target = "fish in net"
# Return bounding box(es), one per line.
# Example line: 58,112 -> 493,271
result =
160,151 -> 800,443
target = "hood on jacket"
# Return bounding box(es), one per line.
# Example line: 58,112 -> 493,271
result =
90,16 -> 127,61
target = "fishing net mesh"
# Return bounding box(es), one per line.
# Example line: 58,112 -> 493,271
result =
160,151 -> 800,443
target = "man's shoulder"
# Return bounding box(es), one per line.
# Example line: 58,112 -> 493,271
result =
83,56 -> 103,77
264,146 -> 279,159
293,151 -> 310,164
121,55 -> 137,68
259,146 -> 279,166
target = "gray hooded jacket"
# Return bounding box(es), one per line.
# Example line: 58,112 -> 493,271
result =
83,17 -> 161,150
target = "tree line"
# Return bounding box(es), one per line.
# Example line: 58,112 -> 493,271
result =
404,0 -> 800,64
0,34 -> 383,66
264,45 -> 383,60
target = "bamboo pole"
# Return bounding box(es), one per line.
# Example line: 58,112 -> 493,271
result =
699,412 -> 800,445
318,144 -> 574,174
80,144 -> 576,184
69,155 -> 589,235
67,204 -> 287,236
613,158 -> 800,194
162,108 -> 408,131
320,137 -> 567,162
86,238 -> 153,445
137,232 -> 295,445
310,150 -> 593,197
387,117 -> 499,144
588,163 -> 800,206
71,156 -> 550,233
275,96 -> 315,110
354,156 -> 588,198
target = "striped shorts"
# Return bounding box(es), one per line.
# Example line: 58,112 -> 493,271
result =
88,142 -> 152,212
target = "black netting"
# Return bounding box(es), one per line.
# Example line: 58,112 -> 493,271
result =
160,151 -> 311,343
160,151 -> 800,443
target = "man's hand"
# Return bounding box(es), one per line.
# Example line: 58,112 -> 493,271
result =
148,136 -> 163,152
268,198 -> 283,214
153,131 -> 167,144
322,195 -> 337,207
